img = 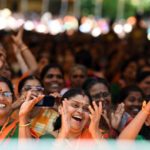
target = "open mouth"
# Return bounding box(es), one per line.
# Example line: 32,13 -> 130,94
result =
132,108 -> 140,113
130,107 -> 141,116
0,103 -> 6,108
72,116 -> 82,122
51,83 -> 59,88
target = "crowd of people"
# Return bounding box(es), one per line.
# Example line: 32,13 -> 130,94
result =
0,14 -> 150,149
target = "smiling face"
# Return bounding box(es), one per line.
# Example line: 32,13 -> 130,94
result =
0,81 -> 13,118
43,68 -> 64,94
20,78 -> 44,118
61,94 -> 90,133
70,68 -> 87,88
21,79 -> 44,97
124,91 -> 143,117
123,62 -> 137,81
89,83 -> 111,111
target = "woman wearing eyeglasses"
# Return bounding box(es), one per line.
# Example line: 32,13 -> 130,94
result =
0,76 -> 18,140
16,75 -> 59,138
53,88 -> 103,140
17,75 -> 44,117
83,77 -> 125,138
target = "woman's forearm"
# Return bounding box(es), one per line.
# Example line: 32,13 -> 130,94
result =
16,51 -> 29,73
118,110 -> 149,140
19,117 -> 32,139
18,43 -> 38,73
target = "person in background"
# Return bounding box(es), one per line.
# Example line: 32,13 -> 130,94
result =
136,71 -> 150,98
10,26 -> 38,74
18,64 -> 64,138
118,101 -> 150,140
118,85 -> 144,118
40,64 -> 65,96
83,77 -> 125,138
70,64 -> 88,88
136,71 -> 150,139
16,75 -> 58,138
117,58 -> 138,88
61,64 -> 88,95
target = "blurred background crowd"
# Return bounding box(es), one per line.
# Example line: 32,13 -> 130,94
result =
0,0 -> 150,144
0,0 -> 150,83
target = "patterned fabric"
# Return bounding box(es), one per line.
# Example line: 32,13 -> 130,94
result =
31,108 -> 59,137
79,128 -> 112,139
0,119 -> 19,145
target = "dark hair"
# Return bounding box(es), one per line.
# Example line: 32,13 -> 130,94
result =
82,77 -> 111,93
40,64 -> 64,81
75,49 -> 92,68
0,76 -> 15,101
53,88 -> 91,131
18,75 -> 42,94
120,56 -> 137,73
61,88 -> 91,103
118,85 -> 144,103
136,71 -> 150,83
70,64 -> 88,76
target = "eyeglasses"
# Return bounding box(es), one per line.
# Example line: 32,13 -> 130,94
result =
72,75 -> 85,79
91,92 -> 110,101
22,85 -> 44,92
46,74 -> 63,79
69,101 -> 89,113
0,91 -> 13,98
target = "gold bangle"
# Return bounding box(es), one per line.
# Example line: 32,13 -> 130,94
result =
19,122 -> 31,127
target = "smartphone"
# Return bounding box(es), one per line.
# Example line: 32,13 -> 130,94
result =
35,95 -> 55,107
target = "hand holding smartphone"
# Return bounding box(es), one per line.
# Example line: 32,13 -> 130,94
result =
35,95 -> 55,107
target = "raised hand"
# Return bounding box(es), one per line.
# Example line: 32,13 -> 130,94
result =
11,26 -> 24,47
19,91 -> 44,118
102,109 -> 111,128
145,116 -> 150,126
142,101 -> 150,126
11,99 -> 24,111
88,101 -> 103,139
110,103 -> 125,130
118,101 -> 150,139
58,99 -> 71,138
